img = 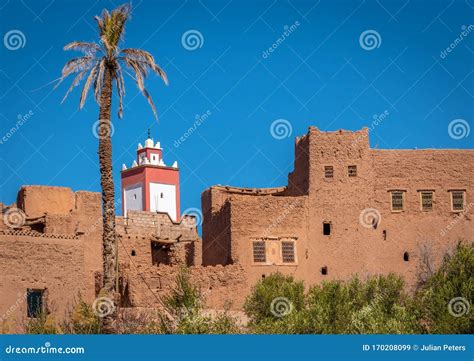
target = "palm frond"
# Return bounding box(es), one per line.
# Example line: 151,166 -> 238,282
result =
140,87 -> 158,119
122,58 -> 158,118
94,59 -> 106,102
119,49 -> 168,85
61,68 -> 90,103
95,3 -> 131,57
64,41 -> 101,55
80,63 -> 100,109
55,56 -> 95,89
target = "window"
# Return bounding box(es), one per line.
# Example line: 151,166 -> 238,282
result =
323,222 -> 331,236
324,166 -> 334,178
151,241 -> 171,265
160,192 -> 164,198
281,241 -> 295,263
391,191 -> 404,211
348,165 -> 357,177
403,252 -> 409,262
27,289 -> 44,318
451,191 -> 465,211
131,250 -> 136,256
321,266 -> 328,275
252,241 -> 266,263
420,191 -> 433,211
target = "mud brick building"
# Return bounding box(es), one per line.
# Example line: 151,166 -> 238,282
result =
0,127 -> 472,331
202,127 -> 473,289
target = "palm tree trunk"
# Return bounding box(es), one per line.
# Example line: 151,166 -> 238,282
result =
98,65 -> 117,333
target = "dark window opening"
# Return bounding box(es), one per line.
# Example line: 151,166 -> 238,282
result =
403,252 -> 409,262
282,241 -> 296,263
321,266 -> 328,275
30,223 -> 45,233
151,241 -> 171,265
131,250 -> 136,256
323,222 -> 331,236
252,241 -> 266,263
324,166 -> 334,178
348,165 -> 357,177
383,230 -> 387,241
27,289 -> 44,318
262,274 -> 266,279
391,191 -> 404,211
160,192 -> 164,198
451,191 -> 464,211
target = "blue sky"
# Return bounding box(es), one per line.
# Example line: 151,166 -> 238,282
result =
0,0 -> 473,216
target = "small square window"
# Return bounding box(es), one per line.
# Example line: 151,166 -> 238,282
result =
348,165 -> 357,177
321,266 -> 328,275
252,241 -> 266,263
323,222 -> 331,236
451,191 -> 465,211
420,191 -> 433,211
391,191 -> 404,212
27,289 -> 44,318
281,241 -> 295,263
324,166 -> 334,178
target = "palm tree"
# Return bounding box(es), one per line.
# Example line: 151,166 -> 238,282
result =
56,3 -> 168,332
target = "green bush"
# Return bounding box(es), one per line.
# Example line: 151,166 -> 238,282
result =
415,242 -> 474,334
66,296 -> 101,334
243,273 -> 421,334
244,273 -> 305,326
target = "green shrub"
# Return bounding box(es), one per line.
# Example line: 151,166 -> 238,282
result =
243,273 -> 305,330
244,273 -> 420,334
415,242 -> 474,334
66,296 -> 101,334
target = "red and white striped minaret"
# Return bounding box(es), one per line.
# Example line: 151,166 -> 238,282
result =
121,130 -> 180,221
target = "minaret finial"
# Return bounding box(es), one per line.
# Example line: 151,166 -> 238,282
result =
147,128 -> 151,139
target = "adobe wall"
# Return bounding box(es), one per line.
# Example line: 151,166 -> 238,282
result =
121,264 -> 248,310
0,231 -> 85,333
201,186 -> 288,266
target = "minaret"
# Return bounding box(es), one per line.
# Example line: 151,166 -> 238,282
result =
121,131 -> 180,221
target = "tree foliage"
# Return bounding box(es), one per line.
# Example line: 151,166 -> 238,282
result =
415,242 -> 473,334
